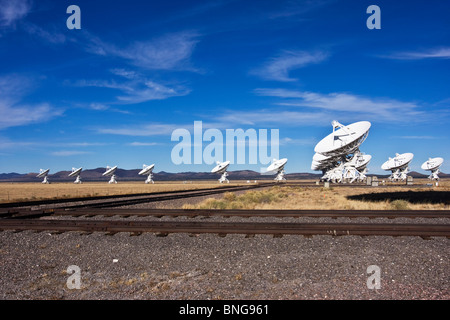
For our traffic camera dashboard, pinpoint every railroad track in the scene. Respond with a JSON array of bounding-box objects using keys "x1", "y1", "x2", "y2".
[
  {"x1": 0, "y1": 208, "x2": 449, "y2": 238},
  {"x1": 5, "y1": 208, "x2": 450, "y2": 219},
  {"x1": 0, "y1": 218, "x2": 448, "y2": 238}
]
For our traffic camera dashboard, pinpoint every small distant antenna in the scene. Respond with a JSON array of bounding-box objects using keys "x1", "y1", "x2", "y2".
[
  {"x1": 138, "y1": 164, "x2": 155, "y2": 184},
  {"x1": 36, "y1": 168, "x2": 50, "y2": 184},
  {"x1": 102, "y1": 165, "x2": 118, "y2": 184},
  {"x1": 211, "y1": 161, "x2": 230, "y2": 183},
  {"x1": 68, "y1": 167, "x2": 82, "y2": 184},
  {"x1": 381, "y1": 153, "x2": 414, "y2": 182},
  {"x1": 266, "y1": 158, "x2": 288, "y2": 182},
  {"x1": 421, "y1": 157, "x2": 444, "y2": 181}
]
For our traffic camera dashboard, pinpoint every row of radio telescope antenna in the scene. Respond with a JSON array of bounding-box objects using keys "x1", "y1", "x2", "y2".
[
  {"x1": 35, "y1": 159, "x2": 289, "y2": 184},
  {"x1": 310, "y1": 120, "x2": 444, "y2": 183},
  {"x1": 35, "y1": 120, "x2": 443, "y2": 184}
]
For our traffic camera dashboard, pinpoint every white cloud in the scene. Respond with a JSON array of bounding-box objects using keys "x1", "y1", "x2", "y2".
[
  {"x1": 74, "y1": 70, "x2": 190, "y2": 104},
  {"x1": 0, "y1": 0, "x2": 31, "y2": 28},
  {"x1": 255, "y1": 88, "x2": 425, "y2": 123},
  {"x1": 85, "y1": 31, "x2": 200, "y2": 71},
  {"x1": 0, "y1": 74, "x2": 63, "y2": 130},
  {"x1": 251, "y1": 50, "x2": 329, "y2": 82},
  {"x1": 128, "y1": 142, "x2": 160, "y2": 146},
  {"x1": 380, "y1": 47, "x2": 450, "y2": 60},
  {"x1": 97, "y1": 123, "x2": 183, "y2": 136},
  {"x1": 51, "y1": 150, "x2": 91, "y2": 157}
]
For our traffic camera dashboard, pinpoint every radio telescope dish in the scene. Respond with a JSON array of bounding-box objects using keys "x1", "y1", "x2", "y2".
[
  {"x1": 36, "y1": 168, "x2": 50, "y2": 184},
  {"x1": 381, "y1": 153, "x2": 414, "y2": 182},
  {"x1": 314, "y1": 120, "x2": 371, "y2": 157},
  {"x1": 266, "y1": 158, "x2": 288, "y2": 182},
  {"x1": 211, "y1": 161, "x2": 230, "y2": 183},
  {"x1": 68, "y1": 167, "x2": 82, "y2": 184},
  {"x1": 421, "y1": 157, "x2": 444, "y2": 181},
  {"x1": 138, "y1": 164, "x2": 155, "y2": 184},
  {"x1": 103, "y1": 165, "x2": 118, "y2": 184}
]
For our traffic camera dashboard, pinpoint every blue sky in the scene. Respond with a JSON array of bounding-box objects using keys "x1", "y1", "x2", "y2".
[{"x1": 0, "y1": 0, "x2": 449, "y2": 175}]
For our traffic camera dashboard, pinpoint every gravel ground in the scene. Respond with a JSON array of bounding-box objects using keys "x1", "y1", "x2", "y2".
[{"x1": 0, "y1": 192, "x2": 448, "y2": 300}]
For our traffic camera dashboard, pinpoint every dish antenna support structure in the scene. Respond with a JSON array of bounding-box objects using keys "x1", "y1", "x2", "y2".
[
  {"x1": 103, "y1": 165, "x2": 118, "y2": 184},
  {"x1": 381, "y1": 153, "x2": 414, "y2": 182},
  {"x1": 138, "y1": 164, "x2": 155, "y2": 184},
  {"x1": 36, "y1": 169, "x2": 50, "y2": 184},
  {"x1": 68, "y1": 167, "x2": 82, "y2": 184},
  {"x1": 211, "y1": 161, "x2": 230, "y2": 183},
  {"x1": 421, "y1": 157, "x2": 444, "y2": 181},
  {"x1": 266, "y1": 158, "x2": 288, "y2": 182}
]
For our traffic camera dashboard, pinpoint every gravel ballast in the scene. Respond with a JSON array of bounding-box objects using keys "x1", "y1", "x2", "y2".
[{"x1": 0, "y1": 224, "x2": 448, "y2": 300}]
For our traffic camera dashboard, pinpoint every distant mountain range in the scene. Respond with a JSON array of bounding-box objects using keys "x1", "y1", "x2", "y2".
[{"x1": 0, "y1": 168, "x2": 447, "y2": 182}]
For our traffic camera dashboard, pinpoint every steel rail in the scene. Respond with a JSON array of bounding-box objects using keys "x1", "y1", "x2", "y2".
[
  {"x1": 50, "y1": 208, "x2": 450, "y2": 219},
  {"x1": 0, "y1": 219, "x2": 448, "y2": 237}
]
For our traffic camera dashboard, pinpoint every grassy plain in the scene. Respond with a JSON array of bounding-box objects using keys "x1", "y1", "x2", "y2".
[
  {"x1": 183, "y1": 179, "x2": 450, "y2": 210},
  {"x1": 1, "y1": 179, "x2": 449, "y2": 210},
  {"x1": 0, "y1": 181, "x2": 245, "y2": 203}
]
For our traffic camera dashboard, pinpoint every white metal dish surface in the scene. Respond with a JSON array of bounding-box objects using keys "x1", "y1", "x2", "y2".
[
  {"x1": 211, "y1": 161, "x2": 230, "y2": 174},
  {"x1": 381, "y1": 153, "x2": 414, "y2": 171},
  {"x1": 314, "y1": 121, "x2": 371, "y2": 156},
  {"x1": 36, "y1": 169, "x2": 50, "y2": 178},
  {"x1": 421, "y1": 157, "x2": 444, "y2": 171},
  {"x1": 267, "y1": 158, "x2": 288, "y2": 172},
  {"x1": 103, "y1": 165, "x2": 118, "y2": 176},
  {"x1": 139, "y1": 164, "x2": 155, "y2": 175},
  {"x1": 68, "y1": 167, "x2": 82, "y2": 177}
]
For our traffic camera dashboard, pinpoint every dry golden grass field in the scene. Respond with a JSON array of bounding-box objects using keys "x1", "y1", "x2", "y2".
[
  {"x1": 0, "y1": 179, "x2": 449, "y2": 210},
  {"x1": 0, "y1": 181, "x2": 243, "y2": 203},
  {"x1": 183, "y1": 179, "x2": 450, "y2": 211}
]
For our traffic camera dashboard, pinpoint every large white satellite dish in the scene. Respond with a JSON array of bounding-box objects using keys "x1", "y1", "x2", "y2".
[
  {"x1": 266, "y1": 158, "x2": 288, "y2": 182},
  {"x1": 138, "y1": 164, "x2": 155, "y2": 184},
  {"x1": 68, "y1": 167, "x2": 82, "y2": 184},
  {"x1": 381, "y1": 153, "x2": 414, "y2": 182},
  {"x1": 36, "y1": 168, "x2": 50, "y2": 184},
  {"x1": 103, "y1": 165, "x2": 118, "y2": 184},
  {"x1": 211, "y1": 160, "x2": 230, "y2": 183},
  {"x1": 311, "y1": 120, "x2": 372, "y2": 184},
  {"x1": 314, "y1": 120, "x2": 371, "y2": 157},
  {"x1": 421, "y1": 157, "x2": 444, "y2": 181}
]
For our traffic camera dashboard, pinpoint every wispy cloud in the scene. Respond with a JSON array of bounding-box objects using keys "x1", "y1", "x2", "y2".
[
  {"x1": 97, "y1": 122, "x2": 183, "y2": 136},
  {"x1": 255, "y1": 88, "x2": 425, "y2": 123},
  {"x1": 51, "y1": 150, "x2": 92, "y2": 157},
  {"x1": 0, "y1": 0, "x2": 31, "y2": 28},
  {"x1": 395, "y1": 135, "x2": 439, "y2": 140},
  {"x1": 85, "y1": 31, "x2": 200, "y2": 71},
  {"x1": 128, "y1": 142, "x2": 160, "y2": 146},
  {"x1": 251, "y1": 50, "x2": 329, "y2": 82},
  {"x1": 0, "y1": 74, "x2": 63, "y2": 130},
  {"x1": 379, "y1": 47, "x2": 450, "y2": 60}
]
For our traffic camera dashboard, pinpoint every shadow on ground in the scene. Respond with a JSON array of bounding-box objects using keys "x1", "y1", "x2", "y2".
[{"x1": 347, "y1": 191, "x2": 450, "y2": 204}]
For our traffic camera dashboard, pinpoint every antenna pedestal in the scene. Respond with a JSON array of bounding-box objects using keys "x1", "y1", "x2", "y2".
[
  {"x1": 74, "y1": 176, "x2": 82, "y2": 184},
  {"x1": 42, "y1": 176, "x2": 49, "y2": 184},
  {"x1": 274, "y1": 170, "x2": 286, "y2": 182},
  {"x1": 389, "y1": 167, "x2": 410, "y2": 182},
  {"x1": 429, "y1": 169, "x2": 440, "y2": 181},
  {"x1": 342, "y1": 166, "x2": 359, "y2": 183},
  {"x1": 145, "y1": 173, "x2": 154, "y2": 184},
  {"x1": 108, "y1": 175, "x2": 117, "y2": 184},
  {"x1": 219, "y1": 172, "x2": 229, "y2": 183}
]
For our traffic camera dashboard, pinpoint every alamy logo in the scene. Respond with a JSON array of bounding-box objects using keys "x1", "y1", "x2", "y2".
[
  {"x1": 366, "y1": 265, "x2": 381, "y2": 290},
  {"x1": 171, "y1": 121, "x2": 279, "y2": 169}
]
